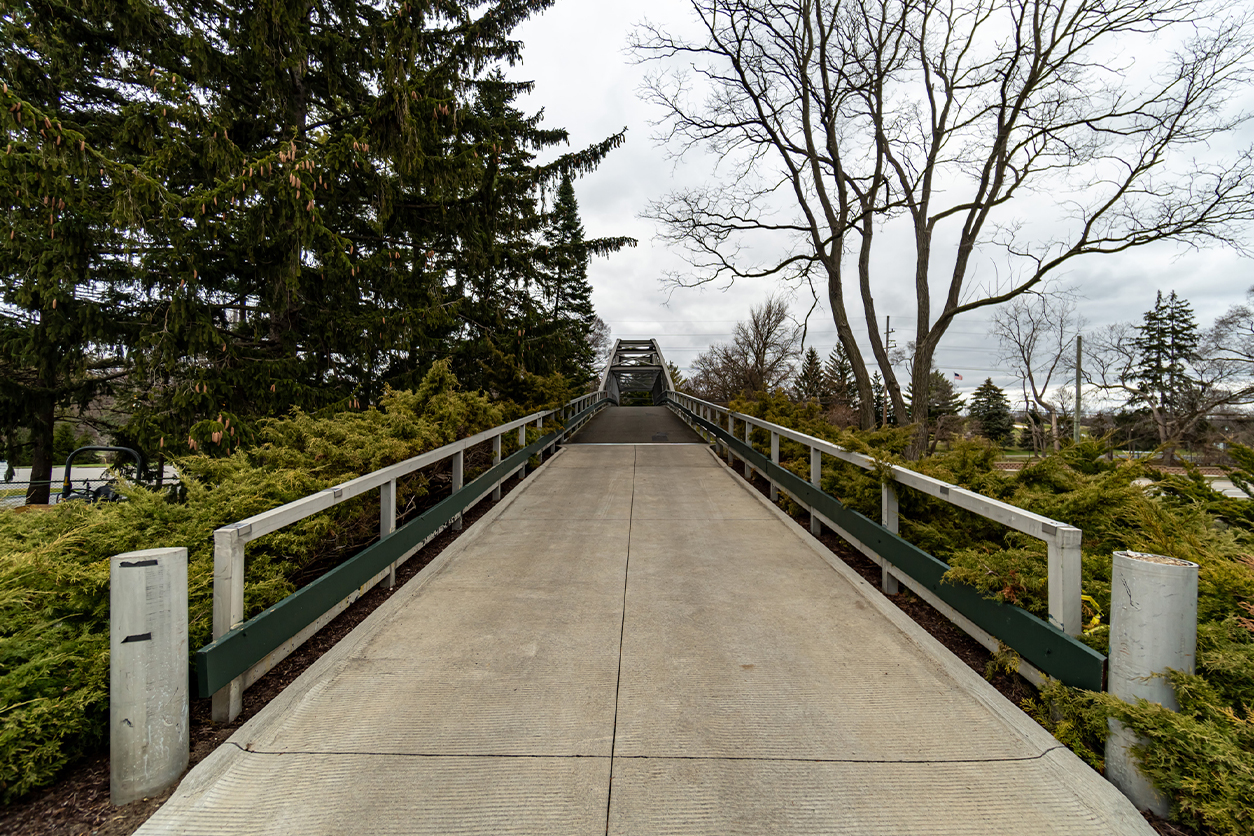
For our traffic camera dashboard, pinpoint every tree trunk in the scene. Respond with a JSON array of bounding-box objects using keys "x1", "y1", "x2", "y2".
[
  {"x1": 827, "y1": 264, "x2": 877, "y2": 430},
  {"x1": 1151, "y1": 407, "x2": 1174, "y2": 464},
  {"x1": 904, "y1": 340, "x2": 938, "y2": 460},
  {"x1": 25, "y1": 398, "x2": 54, "y2": 505},
  {"x1": 1050, "y1": 410, "x2": 1060, "y2": 452}
]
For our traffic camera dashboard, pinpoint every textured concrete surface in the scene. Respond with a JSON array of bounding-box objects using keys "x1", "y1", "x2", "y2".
[
  {"x1": 137, "y1": 444, "x2": 1152, "y2": 835},
  {"x1": 567, "y1": 405, "x2": 704, "y2": 444}
]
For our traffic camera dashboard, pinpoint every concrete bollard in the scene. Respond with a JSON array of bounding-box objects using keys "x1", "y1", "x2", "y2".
[
  {"x1": 1105, "y1": 550, "x2": 1198, "y2": 817},
  {"x1": 111, "y1": 547, "x2": 189, "y2": 806}
]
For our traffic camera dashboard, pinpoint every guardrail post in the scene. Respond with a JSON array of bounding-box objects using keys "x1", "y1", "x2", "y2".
[
  {"x1": 452, "y1": 449, "x2": 464, "y2": 531},
  {"x1": 1047, "y1": 527, "x2": 1083, "y2": 636},
  {"x1": 810, "y1": 447, "x2": 822, "y2": 535},
  {"x1": 881, "y1": 483, "x2": 900, "y2": 594},
  {"x1": 211, "y1": 525, "x2": 246, "y2": 722},
  {"x1": 518, "y1": 425, "x2": 527, "y2": 478},
  {"x1": 769, "y1": 431, "x2": 780, "y2": 501},
  {"x1": 382, "y1": 478, "x2": 397, "y2": 587},
  {"x1": 110, "y1": 547, "x2": 188, "y2": 806},
  {"x1": 492, "y1": 434, "x2": 502, "y2": 501},
  {"x1": 1105, "y1": 551, "x2": 1198, "y2": 816}
]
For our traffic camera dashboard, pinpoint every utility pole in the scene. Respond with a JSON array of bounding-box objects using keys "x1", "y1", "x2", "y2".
[{"x1": 1073, "y1": 335, "x2": 1083, "y2": 444}]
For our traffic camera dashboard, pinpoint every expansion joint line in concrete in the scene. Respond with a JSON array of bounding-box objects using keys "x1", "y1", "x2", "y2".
[
  {"x1": 222, "y1": 741, "x2": 1067, "y2": 766},
  {"x1": 604, "y1": 445, "x2": 635, "y2": 836}
]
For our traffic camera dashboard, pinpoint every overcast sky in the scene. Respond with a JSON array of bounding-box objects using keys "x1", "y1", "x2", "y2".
[{"x1": 510, "y1": 0, "x2": 1254, "y2": 405}]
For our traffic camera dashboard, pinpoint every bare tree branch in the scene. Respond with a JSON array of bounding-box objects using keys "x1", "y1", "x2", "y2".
[{"x1": 635, "y1": 0, "x2": 1254, "y2": 457}]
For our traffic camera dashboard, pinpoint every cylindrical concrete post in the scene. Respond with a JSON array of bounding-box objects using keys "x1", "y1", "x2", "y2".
[
  {"x1": 111, "y1": 547, "x2": 189, "y2": 806},
  {"x1": 1105, "y1": 550, "x2": 1198, "y2": 817}
]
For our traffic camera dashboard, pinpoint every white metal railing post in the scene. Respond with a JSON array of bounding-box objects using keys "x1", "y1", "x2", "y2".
[
  {"x1": 810, "y1": 447, "x2": 822, "y2": 535},
  {"x1": 770, "y1": 431, "x2": 780, "y2": 501},
  {"x1": 743, "y1": 418, "x2": 752, "y2": 478},
  {"x1": 452, "y1": 450, "x2": 464, "y2": 531},
  {"x1": 1048, "y1": 527, "x2": 1083, "y2": 635},
  {"x1": 211, "y1": 525, "x2": 246, "y2": 722},
  {"x1": 382, "y1": 478, "x2": 397, "y2": 587},
  {"x1": 518, "y1": 424, "x2": 527, "y2": 478},
  {"x1": 492, "y1": 434, "x2": 502, "y2": 501},
  {"x1": 881, "y1": 483, "x2": 900, "y2": 594},
  {"x1": 110, "y1": 547, "x2": 188, "y2": 805}
]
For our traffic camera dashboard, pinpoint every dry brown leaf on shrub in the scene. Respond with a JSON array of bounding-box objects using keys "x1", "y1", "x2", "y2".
[{"x1": 1237, "y1": 601, "x2": 1254, "y2": 637}]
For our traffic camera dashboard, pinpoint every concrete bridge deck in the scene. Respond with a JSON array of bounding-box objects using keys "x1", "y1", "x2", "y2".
[{"x1": 137, "y1": 444, "x2": 1150, "y2": 835}]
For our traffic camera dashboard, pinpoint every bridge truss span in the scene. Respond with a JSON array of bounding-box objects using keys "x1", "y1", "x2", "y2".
[{"x1": 598, "y1": 339, "x2": 675, "y2": 406}]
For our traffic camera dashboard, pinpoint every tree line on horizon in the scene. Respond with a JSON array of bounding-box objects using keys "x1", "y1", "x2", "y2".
[
  {"x1": 0, "y1": 0, "x2": 631, "y2": 503},
  {"x1": 678, "y1": 292, "x2": 1254, "y2": 460}
]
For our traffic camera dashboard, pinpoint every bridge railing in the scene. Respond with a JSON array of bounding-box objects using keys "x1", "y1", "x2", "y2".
[
  {"x1": 666, "y1": 391, "x2": 1095, "y2": 689},
  {"x1": 201, "y1": 391, "x2": 609, "y2": 722}
]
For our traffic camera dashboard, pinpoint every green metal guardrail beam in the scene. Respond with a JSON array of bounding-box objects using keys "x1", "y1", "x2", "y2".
[
  {"x1": 190, "y1": 401, "x2": 603, "y2": 698},
  {"x1": 669, "y1": 398, "x2": 1107, "y2": 692}
]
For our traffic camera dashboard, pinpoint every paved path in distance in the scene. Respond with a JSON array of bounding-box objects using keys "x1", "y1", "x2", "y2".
[{"x1": 138, "y1": 444, "x2": 1151, "y2": 835}]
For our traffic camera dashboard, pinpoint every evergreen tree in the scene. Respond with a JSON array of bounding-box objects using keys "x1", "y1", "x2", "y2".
[
  {"x1": 794, "y1": 347, "x2": 826, "y2": 402},
  {"x1": 1019, "y1": 409, "x2": 1044, "y2": 451},
  {"x1": 968, "y1": 378, "x2": 1014, "y2": 444},
  {"x1": 907, "y1": 370, "x2": 964, "y2": 422},
  {"x1": 538, "y1": 172, "x2": 597, "y2": 381},
  {"x1": 1131, "y1": 290, "x2": 1199, "y2": 414},
  {"x1": 0, "y1": 1, "x2": 151, "y2": 501},
  {"x1": 907, "y1": 370, "x2": 964, "y2": 454},
  {"x1": 825, "y1": 342, "x2": 859, "y2": 409},
  {"x1": 2, "y1": 0, "x2": 634, "y2": 492},
  {"x1": 871, "y1": 371, "x2": 891, "y2": 426},
  {"x1": 666, "y1": 361, "x2": 687, "y2": 393}
]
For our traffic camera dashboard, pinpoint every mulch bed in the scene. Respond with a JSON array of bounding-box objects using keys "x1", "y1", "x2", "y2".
[{"x1": 1, "y1": 446, "x2": 1201, "y2": 836}]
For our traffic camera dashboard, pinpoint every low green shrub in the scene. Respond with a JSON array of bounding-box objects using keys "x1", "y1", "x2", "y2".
[{"x1": 0, "y1": 361, "x2": 564, "y2": 802}]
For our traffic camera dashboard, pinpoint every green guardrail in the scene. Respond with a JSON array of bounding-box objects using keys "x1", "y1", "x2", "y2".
[
  {"x1": 192, "y1": 400, "x2": 605, "y2": 698},
  {"x1": 670, "y1": 398, "x2": 1106, "y2": 692}
]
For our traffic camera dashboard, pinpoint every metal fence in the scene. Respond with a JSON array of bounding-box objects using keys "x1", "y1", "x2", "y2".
[{"x1": 1, "y1": 471, "x2": 183, "y2": 509}]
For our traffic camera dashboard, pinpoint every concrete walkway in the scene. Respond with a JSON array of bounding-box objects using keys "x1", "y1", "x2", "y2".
[
  {"x1": 566, "y1": 404, "x2": 705, "y2": 444},
  {"x1": 138, "y1": 445, "x2": 1151, "y2": 835}
]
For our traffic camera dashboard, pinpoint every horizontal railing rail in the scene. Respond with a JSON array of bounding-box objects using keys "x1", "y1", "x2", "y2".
[
  {"x1": 206, "y1": 391, "x2": 608, "y2": 721},
  {"x1": 667, "y1": 393, "x2": 1097, "y2": 689}
]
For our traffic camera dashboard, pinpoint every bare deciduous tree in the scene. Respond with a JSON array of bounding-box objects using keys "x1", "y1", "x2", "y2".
[
  {"x1": 993, "y1": 291, "x2": 1085, "y2": 453},
  {"x1": 635, "y1": 0, "x2": 1254, "y2": 458},
  {"x1": 1210, "y1": 287, "x2": 1254, "y2": 367},
  {"x1": 1087, "y1": 317, "x2": 1254, "y2": 458},
  {"x1": 689, "y1": 295, "x2": 802, "y2": 400},
  {"x1": 587, "y1": 315, "x2": 614, "y2": 370}
]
